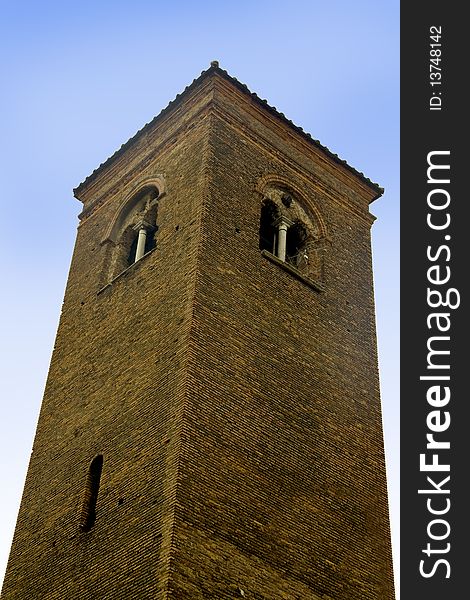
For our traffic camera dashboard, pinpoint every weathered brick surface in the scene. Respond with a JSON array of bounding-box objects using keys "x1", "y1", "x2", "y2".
[{"x1": 2, "y1": 67, "x2": 394, "y2": 599}]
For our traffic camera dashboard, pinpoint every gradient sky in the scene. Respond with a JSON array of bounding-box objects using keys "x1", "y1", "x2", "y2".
[{"x1": 0, "y1": 0, "x2": 399, "y2": 594}]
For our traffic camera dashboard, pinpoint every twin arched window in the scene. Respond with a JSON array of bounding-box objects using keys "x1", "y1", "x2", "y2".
[
  {"x1": 258, "y1": 186, "x2": 325, "y2": 283},
  {"x1": 259, "y1": 199, "x2": 309, "y2": 267},
  {"x1": 103, "y1": 184, "x2": 161, "y2": 282}
]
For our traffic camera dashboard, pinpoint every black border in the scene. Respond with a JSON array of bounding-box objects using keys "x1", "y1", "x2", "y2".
[{"x1": 401, "y1": 4, "x2": 467, "y2": 598}]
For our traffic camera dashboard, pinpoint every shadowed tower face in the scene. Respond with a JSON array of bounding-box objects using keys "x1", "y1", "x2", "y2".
[{"x1": 1, "y1": 63, "x2": 395, "y2": 600}]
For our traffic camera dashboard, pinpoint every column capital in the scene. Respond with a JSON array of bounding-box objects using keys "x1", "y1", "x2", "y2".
[
  {"x1": 132, "y1": 219, "x2": 152, "y2": 232},
  {"x1": 274, "y1": 216, "x2": 294, "y2": 230}
]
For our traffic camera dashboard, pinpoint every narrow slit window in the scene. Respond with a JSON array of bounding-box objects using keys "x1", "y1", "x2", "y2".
[{"x1": 79, "y1": 454, "x2": 103, "y2": 532}]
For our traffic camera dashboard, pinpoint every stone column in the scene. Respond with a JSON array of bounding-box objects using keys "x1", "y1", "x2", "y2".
[
  {"x1": 275, "y1": 216, "x2": 293, "y2": 262},
  {"x1": 132, "y1": 219, "x2": 152, "y2": 263}
]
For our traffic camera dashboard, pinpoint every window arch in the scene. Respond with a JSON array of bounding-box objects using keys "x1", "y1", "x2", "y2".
[
  {"x1": 79, "y1": 454, "x2": 103, "y2": 532},
  {"x1": 102, "y1": 182, "x2": 162, "y2": 281}
]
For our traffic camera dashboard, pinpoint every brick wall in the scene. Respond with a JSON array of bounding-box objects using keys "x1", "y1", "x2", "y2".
[{"x1": 168, "y1": 91, "x2": 394, "y2": 598}]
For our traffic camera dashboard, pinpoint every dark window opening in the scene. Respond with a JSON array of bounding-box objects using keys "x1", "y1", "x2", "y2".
[
  {"x1": 281, "y1": 193, "x2": 293, "y2": 208},
  {"x1": 79, "y1": 454, "x2": 103, "y2": 532},
  {"x1": 126, "y1": 227, "x2": 157, "y2": 267},
  {"x1": 286, "y1": 222, "x2": 308, "y2": 267},
  {"x1": 259, "y1": 200, "x2": 278, "y2": 253},
  {"x1": 127, "y1": 235, "x2": 139, "y2": 266},
  {"x1": 144, "y1": 228, "x2": 157, "y2": 254}
]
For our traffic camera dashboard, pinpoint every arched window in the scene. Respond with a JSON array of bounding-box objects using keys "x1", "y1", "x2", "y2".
[
  {"x1": 79, "y1": 454, "x2": 103, "y2": 532},
  {"x1": 103, "y1": 184, "x2": 161, "y2": 280},
  {"x1": 257, "y1": 180, "x2": 328, "y2": 285}
]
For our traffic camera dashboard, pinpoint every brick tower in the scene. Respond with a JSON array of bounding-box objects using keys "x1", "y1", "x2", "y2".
[{"x1": 1, "y1": 63, "x2": 395, "y2": 599}]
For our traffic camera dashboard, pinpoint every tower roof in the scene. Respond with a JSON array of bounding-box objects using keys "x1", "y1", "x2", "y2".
[{"x1": 74, "y1": 62, "x2": 383, "y2": 200}]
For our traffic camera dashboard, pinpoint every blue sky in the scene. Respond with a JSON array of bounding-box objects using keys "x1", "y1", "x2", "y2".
[{"x1": 0, "y1": 0, "x2": 399, "y2": 594}]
